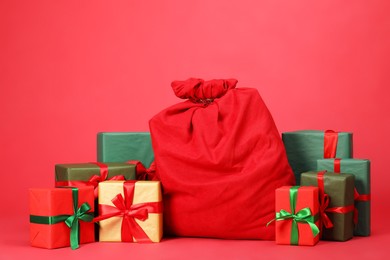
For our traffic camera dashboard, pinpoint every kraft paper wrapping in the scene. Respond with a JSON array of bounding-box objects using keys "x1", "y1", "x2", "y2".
[
  {"x1": 98, "y1": 181, "x2": 162, "y2": 242},
  {"x1": 282, "y1": 130, "x2": 353, "y2": 184}
]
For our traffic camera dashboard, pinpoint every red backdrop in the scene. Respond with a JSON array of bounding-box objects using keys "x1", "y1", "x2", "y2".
[{"x1": 1, "y1": 0, "x2": 389, "y2": 258}]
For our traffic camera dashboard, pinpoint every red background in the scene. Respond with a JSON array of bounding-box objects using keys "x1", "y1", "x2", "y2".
[{"x1": 1, "y1": 0, "x2": 389, "y2": 258}]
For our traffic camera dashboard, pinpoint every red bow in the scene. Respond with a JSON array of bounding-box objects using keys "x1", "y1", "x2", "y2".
[
  {"x1": 317, "y1": 171, "x2": 333, "y2": 230},
  {"x1": 317, "y1": 170, "x2": 356, "y2": 233},
  {"x1": 127, "y1": 160, "x2": 158, "y2": 181}
]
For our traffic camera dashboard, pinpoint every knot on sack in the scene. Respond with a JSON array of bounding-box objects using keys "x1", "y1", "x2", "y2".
[{"x1": 172, "y1": 78, "x2": 238, "y2": 101}]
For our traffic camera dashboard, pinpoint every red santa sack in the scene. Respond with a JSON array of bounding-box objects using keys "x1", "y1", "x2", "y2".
[{"x1": 149, "y1": 78, "x2": 295, "y2": 239}]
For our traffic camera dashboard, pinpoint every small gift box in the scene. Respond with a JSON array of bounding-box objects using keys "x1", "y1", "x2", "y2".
[
  {"x1": 29, "y1": 186, "x2": 94, "y2": 249},
  {"x1": 97, "y1": 132, "x2": 154, "y2": 168},
  {"x1": 282, "y1": 130, "x2": 352, "y2": 184},
  {"x1": 95, "y1": 180, "x2": 163, "y2": 242},
  {"x1": 317, "y1": 158, "x2": 371, "y2": 236},
  {"x1": 272, "y1": 186, "x2": 320, "y2": 246},
  {"x1": 55, "y1": 162, "x2": 136, "y2": 197},
  {"x1": 300, "y1": 171, "x2": 355, "y2": 241}
]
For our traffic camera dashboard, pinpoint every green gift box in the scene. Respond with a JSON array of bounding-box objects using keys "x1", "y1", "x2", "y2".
[
  {"x1": 282, "y1": 130, "x2": 353, "y2": 184},
  {"x1": 317, "y1": 158, "x2": 371, "y2": 236},
  {"x1": 300, "y1": 171, "x2": 355, "y2": 241},
  {"x1": 97, "y1": 132, "x2": 154, "y2": 167}
]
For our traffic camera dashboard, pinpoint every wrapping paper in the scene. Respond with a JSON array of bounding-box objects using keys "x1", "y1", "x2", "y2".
[
  {"x1": 97, "y1": 180, "x2": 162, "y2": 242},
  {"x1": 97, "y1": 132, "x2": 154, "y2": 168},
  {"x1": 317, "y1": 158, "x2": 371, "y2": 236},
  {"x1": 29, "y1": 186, "x2": 94, "y2": 249},
  {"x1": 282, "y1": 130, "x2": 352, "y2": 184},
  {"x1": 275, "y1": 186, "x2": 320, "y2": 246},
  {"x1": 300, "y1": 171, "x2": 355, "y2": 241}
]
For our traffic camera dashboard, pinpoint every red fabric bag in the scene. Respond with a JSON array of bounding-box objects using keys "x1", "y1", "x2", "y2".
[{"x1": 149, "y1": 78, "x2": 295, "y2": 239}]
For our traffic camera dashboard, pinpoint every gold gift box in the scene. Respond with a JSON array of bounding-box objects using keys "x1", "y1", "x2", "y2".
[{"x1": 98, "y1": 180, "x2": 162, "y2": 242}]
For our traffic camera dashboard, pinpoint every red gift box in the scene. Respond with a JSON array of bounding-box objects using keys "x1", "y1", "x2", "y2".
[
  {"x1": 29, "y1": 186, "x2": 95, "y2": 249},
  {"x1": 274, "y1": 186, "x2": 320, "y2": 246}
]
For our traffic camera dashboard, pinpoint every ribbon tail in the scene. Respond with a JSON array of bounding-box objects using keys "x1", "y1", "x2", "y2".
[
  {"x1": 306, "y1": 221, "x2": 320, "y2": 237},
  {"x1": 128, "y1": 217, "x2": 152, "y2": 243},
  {"x1": 290, "y1": 220, "x2": 299, "y2": 245},
  {"x1": 70, "y1": 220, "x2": 80, "y2": 250},
  {"x1": 122, "y1": 217, "x2": 134, "y2": 242}
]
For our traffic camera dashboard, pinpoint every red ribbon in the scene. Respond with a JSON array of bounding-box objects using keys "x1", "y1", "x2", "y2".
[
  {"x1": 317, "y1": 171, "x2": 356, "y2": 231},
  {"x1": 332, "y1": 159, "x2": 371, "y2": 224},
  {"x1": 356, "y1": 194, "x2": 371, "y2": 201},
  {"x1": 333, "y1": 158, "x2": 341, "y2": 173},
  {"x1": 93, "y1": 181, "x2": 162, "y2": 242},
  {"x1": 324, "y1": 130, "x2": 338, "y2": 158},
  {"x1": 128, "y1": 160, "x2": 158, "y2": 181},
  {"x1": 55, "y1": 162, "x2": 126, "y2": 198},
  {"x1": 317, "y1": 171, "x2": 334, "y2": 230},
  {"x1": 332, "y1": 159, "x2": 371, "y2": 203}
]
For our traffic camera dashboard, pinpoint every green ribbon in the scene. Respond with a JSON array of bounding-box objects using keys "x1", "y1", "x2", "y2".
[
  {"x1": 30, "y1": 187, "x2": 93, "y2": 250},
  {"x1": 268, "y1": 186, "x2": 320, "y2": 245}
]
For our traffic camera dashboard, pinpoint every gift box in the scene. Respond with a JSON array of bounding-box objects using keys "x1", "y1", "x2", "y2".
[
  {"x1": 300, "y1": 171, "x2": 355, "y2": 241},
  {"x1": 55, "y1": 162, "x2": 136, "y2": 196},
  {"x1": 95, "y1": 180, "x2": 163, "y2": 242},
  {"x1": 273, "y1": 186, "x2": 320, "y2": 246},
  {"x1": 317, "y1": 158, "x2": 371, "y2": 236},
  {"x1": 97, "y1": 132, "x2": 154, "y2": 168},
  {"x1": 29, "y1": 186, "x2": 94, "y2": 249},
  {"x1": 282, "y1": 130, "x2": 353, "y2": 184}
]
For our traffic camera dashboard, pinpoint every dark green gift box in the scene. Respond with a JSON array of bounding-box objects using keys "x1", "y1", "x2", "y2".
[
  {"x1": 300, "y1": 171, "x2": 355, "y2": 241},
  {"x1": 55, "y1": 162, "x2": 136, "y2": 185},
  {"x1": 282, "y1": 130, "x2": 353, "y2": 184},
  {"x1": 317, "y1": 158, "x2": 371, "y2": 236},
  {"x1": 97, "y1": 132, "x2": 154, "y2": 168}
]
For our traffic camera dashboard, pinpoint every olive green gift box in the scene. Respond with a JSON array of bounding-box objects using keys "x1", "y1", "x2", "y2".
[
  {"x1": 282, "y1": 130, "x2": 353, "y2": 184},
  {"x1": 55, "y1": 163, "x2": 136, "y2": 184},
  {"x1": 97, "y1": 132, "x2": 154, "y2": 168},
  {"x1": 317, "y1": 159, "x2": 371, "y2": 236},
  {"x1": 300, "y1": 171, "x2": 355, "y2": 241}
]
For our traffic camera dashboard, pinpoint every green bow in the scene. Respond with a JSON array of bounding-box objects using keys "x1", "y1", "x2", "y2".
[
  {"x1": 30, "y1": 187, "x2": 93, "y2": 250},
  {"x1": 268, "y1": 186, "x2": 320, "y2": 245}
]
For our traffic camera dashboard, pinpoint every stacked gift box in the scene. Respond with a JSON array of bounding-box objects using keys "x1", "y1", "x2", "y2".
[
  {"x1": 273, "y1": 129, "x2": 371, "y2": 246},
  {"x1": 29, "y1": 132, "x2": 162, "y2": 249},
  {"x1": 29, "y1": 129, "x2": 371, "y2": 249}
]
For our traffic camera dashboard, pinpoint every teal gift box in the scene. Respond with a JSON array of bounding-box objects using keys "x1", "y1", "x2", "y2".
[
  {"x1": 317, "y1": 158, "x2": 371, "y2": 236},
  {"x1": 97, "y1": 132, "x2": 154, "y2": 167},
  {"x1": 282, "y1": 130, "x2": 353, "y2": 184}
]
